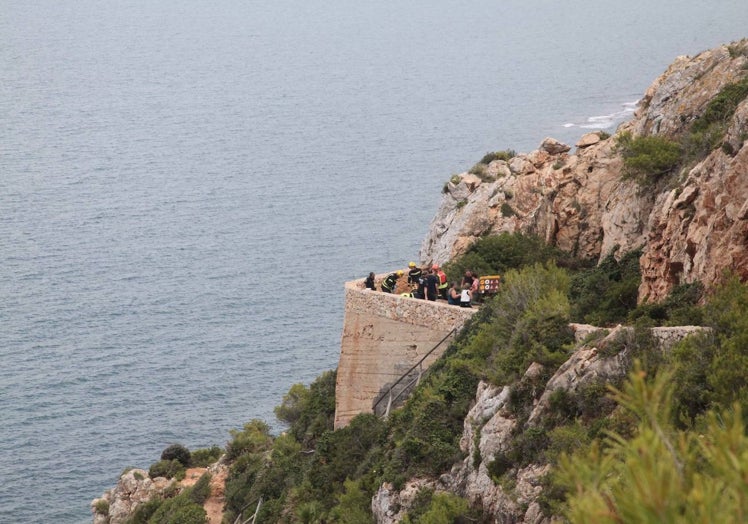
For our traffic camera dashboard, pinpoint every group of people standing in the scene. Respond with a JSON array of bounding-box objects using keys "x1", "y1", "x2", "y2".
[{"x1": 365, "y1": 264, "x2": 479, "y2": 308}]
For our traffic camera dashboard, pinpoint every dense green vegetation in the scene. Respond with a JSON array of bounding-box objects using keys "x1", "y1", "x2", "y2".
[
  {"x1": 616, "y1": 131, "x2": 683, "y2": 183},
  {"x1": 212, "y1": 232, "x2": 724, "y2": 523},
  {"x1": 131, "y1": 229, "x2": 743, "y2": 524}
]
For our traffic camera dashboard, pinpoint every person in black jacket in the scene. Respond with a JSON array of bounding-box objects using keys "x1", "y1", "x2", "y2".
[
  {"x1": 381, "y1": 270, "x2": 403, "y2": 293},
  {"x1": 364, "y1": 272, "x2": 376, "y2": 290},
  {"x1": 424, "y1": 268, "x2": 440, "y2": 301},
  {"x1": 407, "y1": 262, "x2": 422, "y2": 286}
]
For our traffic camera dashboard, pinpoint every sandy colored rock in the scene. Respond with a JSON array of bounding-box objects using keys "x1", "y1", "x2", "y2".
[{"x1": 421, "y1": 42, "x2": 748, "y2": 303}]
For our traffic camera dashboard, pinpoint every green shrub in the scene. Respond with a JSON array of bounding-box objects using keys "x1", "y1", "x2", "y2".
[
  {"x1": 125, "y1": 498, "x2": 162, "y2": 524},
  {"x1": 667, "y1": 276, "x2": 748, "y2": 427},
  {"x1": 479, "y1": 150, "x2": 515, "y2": 164},
  {"x1": 545, "y1": 422, "x2": 591, "y2": 464},
  {"x1": 616, "y1": 131, "x2": 682, "y2": 183},
  {"x1": 283, "y1": 370, "x2": 337, "y2": 448},
  {"x1": 148, "y1": 494, "x2": 207, "y2": 524},
  {"x1": 188, "y1": 472, "x2": 212, "y2": 505},
  {"x1": 190, "y1": 446, "x2": 222, "y2": 467},
  {"x1": 727, "y1": 39, "x2": 748, "y2": 58},
  {"x1": 500, "y1": 202, "x2": 516, "y2": 217},
  {"x1": 570, "y1": 250, "x2": 641, "y2": 325},
  {"x1": 403, "y1": 492, "x2": 475, "y2": 524},
  {"x1": 691, "y1": 77, "x2": 748, "y2": 134},
  {"x1": 225, "y1": 419, "x2": 273, "y2": 461},
  {"x1": 275, "y1": 383, "x2": 310, "y2": 427},
  {"x1": 558, "y1": 366, "x2": 748, "y2": 524},
  {"x1": 161, "y1": 444, "x2": 191, "y2": 467},
  {"x1": 93, "y1": 499, "x2": 109, "y2": 516},
  {"x1": 149, "y1": 459, "x2": 185, "y2": 480},
  {"x1": 328, "y1": 479, "x2": 375, "y2": 524},
  {"x1": 443, "y1": 232, "x2": 574, "y2": 286}
]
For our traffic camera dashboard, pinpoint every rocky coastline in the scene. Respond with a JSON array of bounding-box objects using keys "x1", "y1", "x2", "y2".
[{"x1": 93, "y1": 40, "x2": 748, "y2": 523}]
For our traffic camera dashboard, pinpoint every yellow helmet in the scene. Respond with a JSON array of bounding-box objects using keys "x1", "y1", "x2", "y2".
[
  {"x1": 397, "y1": 270, "x2": 404, "y2": 276},
  {"x1": 408, "y1": 261, "x2": 416, "y2": 268}
]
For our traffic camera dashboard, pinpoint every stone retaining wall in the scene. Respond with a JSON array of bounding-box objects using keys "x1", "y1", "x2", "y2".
[{"x1": 334, "y1": 277, "x2": 476, "y2": 429}]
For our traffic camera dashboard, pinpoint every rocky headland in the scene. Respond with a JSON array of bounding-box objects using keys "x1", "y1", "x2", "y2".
[
  {"x1": 93, "y1": 40, "x2": 748, "y2": 523},
  {"x1": 421, "y1": 42, "x2": 748, "y2": 304}
]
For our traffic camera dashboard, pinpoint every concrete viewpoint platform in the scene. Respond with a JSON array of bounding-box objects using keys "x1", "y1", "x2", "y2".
[{"x1": 334, "y1": 277, "x2": 476, "y2": 429}]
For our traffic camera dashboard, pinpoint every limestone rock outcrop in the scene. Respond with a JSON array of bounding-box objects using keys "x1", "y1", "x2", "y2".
[
  {"x1": 420, "y1": 41, "x2": 748, "y2": 303},
  {"x1": 92, "y1": 469, "x2": 173, "y2": 524}
]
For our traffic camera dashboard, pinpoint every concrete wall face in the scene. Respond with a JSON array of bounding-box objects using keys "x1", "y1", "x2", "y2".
[{"x1": 335, "y1": 280, "x2": 475, "y2": 429}]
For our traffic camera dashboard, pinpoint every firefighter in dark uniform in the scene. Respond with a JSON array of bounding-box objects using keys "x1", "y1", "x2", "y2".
[
  {"x1": 381, "y1": 270, "x2": 403, "y2": 293},
  {"x1": 407, "y1": 262, "x2": 422, "y2": 287}
]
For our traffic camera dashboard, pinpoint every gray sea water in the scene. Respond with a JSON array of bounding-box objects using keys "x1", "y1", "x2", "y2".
[{"x1": 2, "y1": 1, "x2": 747, "y2": 521}]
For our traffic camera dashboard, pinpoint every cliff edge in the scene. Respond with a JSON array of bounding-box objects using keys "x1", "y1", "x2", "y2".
[{"x1": 420, "y1": 42, "x2": 748, "y2": 303}]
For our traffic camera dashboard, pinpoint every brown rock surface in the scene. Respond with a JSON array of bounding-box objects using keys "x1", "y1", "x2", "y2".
[{"x1": 420, "y1": 42, "x2": 748, "y2": 303}]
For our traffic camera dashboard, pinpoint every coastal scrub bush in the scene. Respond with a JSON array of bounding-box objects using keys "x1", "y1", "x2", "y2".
[
  {"x1": 328, "y1": 479, "x2": 375, "y2": 524},
  {"x1": 569, "y1": 250, "x2": 641, "y2": 325},
  {"x1": 691, "y1": 77, "x2": 748, "y2": 134},
  {"x1": 225, "y1": 419, "x2": 273, "y2": 461},
  {"x1": 148, "y1": 459, "x2": 185, "y2": 480},
  {"x1": 161, "y1": 444, "x2": 191, "y2": 467},
  {"x1": 443, "y1": 232, "x2": 573, "y2": 286},
  {"x1": 480, "y1": 150, "x2": 516, "y2": 164},
  {"x1": 125, "y1": 498, "x2": 162, "y2": 524},
  {"x1": 148, "y1": 493, "x2": 207, "y2": 524},
  {"x1": 628, "y1": 281, "x2": 704, "y2": 326},
  {"x1": 189, "y1": 445, "x2": 222, "y2": 467},
  {"x1": 557, "y1": 365, "x2": 748, "y2": 524},
  {"x1": 280, "y1": 369, "x2": 336, "y2": 448},
  {"x1": 275, "y1": 383, "x2": 310, "y2": 427},
  {"x1": 669, "y1": 275, "x2": 748, "y2": 427},
  {"x1": 683, "y1": 76, "x2": 748, "y2": 161},
  {"x1": 468, "y1": 150, "x2": 515, "y2": 180},
  {"x1": 188, "y1": 472, "x2": 212, "y2": 505},
  {"x1": 401, "y1": 492, "x2": 479, "y2": 524},
  {"x1": 727, "y1": 39, "x2": 748, "y2": 58},
  {"x1": 615, "y1": 131, "x2": 682, "y2": 183},
  {"x1": 93, "y1": 499, "x2": 109, "y2": 516}
]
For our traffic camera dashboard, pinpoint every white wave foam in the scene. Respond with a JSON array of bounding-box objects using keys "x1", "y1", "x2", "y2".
[{"x1": 566, "y1": 100, "x2": 639, "y2": 130}]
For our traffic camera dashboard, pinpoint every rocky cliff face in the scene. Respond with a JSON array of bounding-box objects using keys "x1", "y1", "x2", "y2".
[{"x1": 420, "y1": 42, "x2": 748, "y2": 303}]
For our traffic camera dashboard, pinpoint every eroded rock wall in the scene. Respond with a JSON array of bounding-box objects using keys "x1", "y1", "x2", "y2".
[{"x1": 420, "y1": 43, "x2": 748, "y2": 303}]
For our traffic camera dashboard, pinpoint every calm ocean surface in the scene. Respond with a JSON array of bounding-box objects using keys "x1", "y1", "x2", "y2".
[{"x1": 2, "y1": 1, "x2": 746, "y2": 521}]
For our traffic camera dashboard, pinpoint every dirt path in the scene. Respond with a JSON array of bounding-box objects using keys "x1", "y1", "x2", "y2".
[{"x1": 181, "y1": 466, "x2": 228, "y2": 524}]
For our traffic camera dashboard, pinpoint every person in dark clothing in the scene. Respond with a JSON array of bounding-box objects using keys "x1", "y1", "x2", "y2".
[
  {"x1": 407, "y1": 262, "x2": 422, "y2": 286},
  {"x1": 424, "y1": 268, "x2": 440, "y2": 301},
  {"x1": 461, "y1": 270, "x2": 475, "y2": 290},
  {"x1": 381, "y1": 270, "x2": 403, "y2": 293},
  {"x1": 413, "y1": 274, "x2": 426, "y2": 299},
  {"x1": 364, "y1": 272, "x2": 376, "y2": 290},
  {"x1": 447, "y1": 282, "x2": 460, "y2": 305}
]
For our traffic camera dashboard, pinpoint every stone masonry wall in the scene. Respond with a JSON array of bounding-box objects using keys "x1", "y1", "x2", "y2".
[{"x1": 334, "y1": 277, "x2": 476, "y2": 429}]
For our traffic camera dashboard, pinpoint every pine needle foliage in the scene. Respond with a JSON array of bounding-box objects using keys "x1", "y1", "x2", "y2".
[{"x1": 558, "y1": 364, "x2": 748, "y2": 524}]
